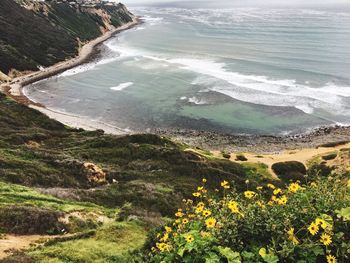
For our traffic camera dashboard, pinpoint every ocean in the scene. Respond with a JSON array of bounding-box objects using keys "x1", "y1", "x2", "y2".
[{"x1": 25, "y1": 7, "x2": 350, "y2": 135}]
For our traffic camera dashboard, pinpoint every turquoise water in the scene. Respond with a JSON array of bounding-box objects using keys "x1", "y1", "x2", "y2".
[{"x1": 25, "y1": 7, "x2": 350, "y2": 134}]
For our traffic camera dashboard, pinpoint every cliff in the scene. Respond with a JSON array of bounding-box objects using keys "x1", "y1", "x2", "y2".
[{"x1": 0, "y1": 0, "x2": 134, "y2": 77}]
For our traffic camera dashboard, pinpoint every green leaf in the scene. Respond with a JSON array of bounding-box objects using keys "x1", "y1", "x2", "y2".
[
  {"x1": 336, "y1": 207, "x2": 350, "y2": 221},
  {"x1": 263, "y1": 254, "x2": 279, "y2": 263},
  {"x1": 178, "y1": 247, "x2": 186, "y2": 257},
  {"x1": 205, "y1": 252, "x2": 221, "y2": 263},
  {"x1": 217, "y1": 246, "x2": 241, "y2": 263}
]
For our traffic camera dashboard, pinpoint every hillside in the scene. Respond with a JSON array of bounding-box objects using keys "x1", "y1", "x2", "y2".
[
  {"x1": 0, "y1": 92, "x2": 281, "y2": 260},
  {"x1": 0, "y1": 0, "x2": 134, "y2": 77}
]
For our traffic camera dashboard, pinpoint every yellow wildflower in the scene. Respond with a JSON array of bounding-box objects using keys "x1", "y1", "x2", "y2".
[
  {"x1": 156, "y1": 242, "x2": 169, "y2": 252},
  {"x1": 259, "y1": 248, "x2": 267, "y2": 258},
  {"x1": 193, "y1": 192, "x2": 201, "y2": 197},
  {"x1": 205, "y1": 217, "x2": 217, "y2": 228},
  {"x1": 197, "y1": 202, "x2": 205, "y2": 207},
  {"x1": 273, "y1": 188, "x2": 282, "y2": 195},
  {"x1": 288, "y1": 182, "x2": 300, "y2": 193},
  {"x1": 202, "y1": 210, "x2": 212, "y2": 217},
  {"x1": 165, "y1": 226, "x2": 172, "y2": 233},
  {"x1": 175, "y1": 219, "x2": 181, "y2": 224},
  {"x1": 347, "y1": 178, "x2": 350, "y2": 188},
  {"x1": 182, "y1": 218, "x2": 189, "y2": 224},
  {"x1": 185, "y1": 234, "x2": 194, "y2": 243},
  {"x1": 320, "y1": 233, "x2": 332, "y2": 246},
  {"x1": 202, "y1": 178, "x2": 207, "y2": 183},
  {"x1": 244, "y1": 191, "x2": 256, "y2": 199},
  {"x1": 256, "y1": 200, "x2": 265, "y2": 208},
  {"x1": 160, "y1": 233, "x2": 169, "y2": 242},
  {"x1": 256, "y1": 186, "x2": 263, "y2": 191},
  {"x1": 277, "y1": 195, "x2": 288, "y2": 205},
  {"x1": 188, "y1": 214, "x2": 195, "y2": 218},
  {"x1": 175, "y1": 211, "x2": 184, "y2": 217},
  {"x1": 308, "y1": 222, "x2": 319, "y2": 236},
  {"x1": 197, "y1": 186, "x2": 204, "y2": 191},
  {"x1": 196, "y1": 206, "x2": 204, "y2": 213},
  {"x1": 267, "y1": 201, "x2": 274, "y2": 206},
  {"x1": 267, "y1": 183, "x2": 275, "y2": 189},
  {"x1": 221, "y1": 180, "x2": 229, "y2": 187},
  {"x1": 287, "y1": 228, "x2": 299, "y2": 245},
  {"x1": 326, "y1": 254, "x2": 337, "y2": 263}
]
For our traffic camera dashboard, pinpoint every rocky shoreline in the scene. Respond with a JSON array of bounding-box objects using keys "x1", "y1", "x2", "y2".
[{"x1": 155, "y1": 125, "x2": 350, "y2": 153}]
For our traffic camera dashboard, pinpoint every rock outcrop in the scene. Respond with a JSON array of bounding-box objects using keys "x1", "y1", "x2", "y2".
[{"x1": 82, "y1": 162, "x2": 107, "y2": 185}]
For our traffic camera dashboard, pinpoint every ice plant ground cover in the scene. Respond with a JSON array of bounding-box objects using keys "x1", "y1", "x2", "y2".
[{"x1": 139, "y1": 173, "x2": 350, "y2": 262}]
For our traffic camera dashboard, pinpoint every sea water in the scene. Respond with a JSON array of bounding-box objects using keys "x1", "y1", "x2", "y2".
[{"x1": 25, "y1": 7, "x2": 350, "y2": 134}]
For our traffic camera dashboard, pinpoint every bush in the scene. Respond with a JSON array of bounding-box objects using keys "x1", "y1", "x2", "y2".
[
  {"x1": 322, "y1": 152, "x2": 338, "y2": 161},
  {"x1": 222, "y1": 153, "x2": 231, "y2": 159},
  {"x1": 139, "y1": 176, "x2": 350, "y2": 262},
  {"x1": 0, "y1": 206, "x2": 65, "y2": 234},
  {"x1": 272, "y1": 161, "x2": 307, "y2": 183},
  {"x1": 235, "y1": 154, "x2": 248, "y2": 162},
  {"x1": 308, "y1": 163, "x2": 333, "y2": 178}
]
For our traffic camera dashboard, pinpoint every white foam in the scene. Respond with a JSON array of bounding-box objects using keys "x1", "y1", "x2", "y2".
[
  {"x1": 110, "y1": 82, "x2": 133, "y2": 91},
  {"x1": 188, "y1": 96, "x2": 207, "y2": 105},
  {"x1": 59, "y1": 63, "x2": 97, "y2": 77},
  {"x1": 134, "y1": 54, "x2": 350, "y2": 116}
]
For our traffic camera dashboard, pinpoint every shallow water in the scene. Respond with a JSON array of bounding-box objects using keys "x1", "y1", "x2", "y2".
[{"x1": 25, "y1": 7, "x2": 350, "y2": 135}]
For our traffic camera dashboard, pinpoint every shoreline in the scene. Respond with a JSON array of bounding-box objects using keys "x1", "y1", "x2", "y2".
[
  {"x1": 0, "y1": 16, "x2": 349, "y2": 152},
  {"x1": 0, "y1": 17, "x2": 140, "y2": 105}
]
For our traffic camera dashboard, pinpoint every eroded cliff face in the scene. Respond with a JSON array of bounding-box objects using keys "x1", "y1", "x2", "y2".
[{"x1": 0, "y1": 0, "x2": 134, "y2": 77}]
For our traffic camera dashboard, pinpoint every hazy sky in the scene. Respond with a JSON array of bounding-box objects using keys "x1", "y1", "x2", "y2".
[{"x1": 120, "y1": 0, "x2": 350, "y2": 7}]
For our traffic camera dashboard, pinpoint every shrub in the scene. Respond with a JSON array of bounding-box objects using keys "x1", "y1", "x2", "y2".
[
  {"x1": 308, "y1": 163, "x2": 333, "y2": 178},
  {"x1": 0, "y1": 205, "x2": 65, "y2": 234},
  {"x1": 139, "y1": 176, "x2": 350, "y2": 262},
  {"x1": 222, "y1": 153, "x2": 231, "y2": 159},
  {"x1": 272, "y1": 161, "x2": 307, "y2": 183},
  {"x1": 322, "y1": 152, "x2": 338, "y2": 161},
  {"x1": 235, "y1": 154, "x2": 248, "y2": 162}
]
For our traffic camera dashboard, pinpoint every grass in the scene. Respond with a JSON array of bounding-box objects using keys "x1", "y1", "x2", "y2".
[
  {"x1": 241, "y1": 162, "x2": 275, "y2": 182},
  {"x1": 29, "y1": 221, "x2": 147, "y2": 263},
  {"x1": 0, "y1": 181, "x2": 115, "y2": 215}
]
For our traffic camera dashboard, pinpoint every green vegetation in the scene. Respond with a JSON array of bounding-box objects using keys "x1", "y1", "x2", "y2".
[
  {"x1": 322, "y1": 152, "x2": 338, "y2": 161},
  {"x1": 29, "y1": 221, "x2": 147, "y2": 263},
  {"x1": 140, "y1": 176, "x2": 350, "y2": 262},
  {"x1": 0, "y1": 181, "x2": 112, "y2": 213},
  {"x1": 0, "y1": 0, "x2": 133, "y2": 74},
  {"x1": 271, "y1": 161, "x2": 307, "y2": 183},
  {"x1": 235, "y1": 154, "x2": 248, "y2": 162}
]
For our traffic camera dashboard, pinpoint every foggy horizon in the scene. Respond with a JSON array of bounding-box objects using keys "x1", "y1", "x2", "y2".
[{"x1": 120, "y1": 0, "x2": 350, "y2": 8}]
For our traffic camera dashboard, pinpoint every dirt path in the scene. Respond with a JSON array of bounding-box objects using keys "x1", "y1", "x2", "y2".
[
  {"x1": 0, "y1": 234, "x2": 54, "y2": 259},
  {"x1": 212, "y1": 142, "x2": 350, "y2": 177}
]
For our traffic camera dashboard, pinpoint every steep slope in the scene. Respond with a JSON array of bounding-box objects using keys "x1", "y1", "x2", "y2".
[
  {"x1": 0, "y1": 0, "x2": 134, "y2": 76},
  {"x1": 0, "y1": 93, "x2": 275, "y2": 219}
]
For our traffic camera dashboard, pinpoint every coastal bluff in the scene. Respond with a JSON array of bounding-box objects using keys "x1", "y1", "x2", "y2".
[{"x1": 0, "y1": 0, "x2": 134, "y2": 79}]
